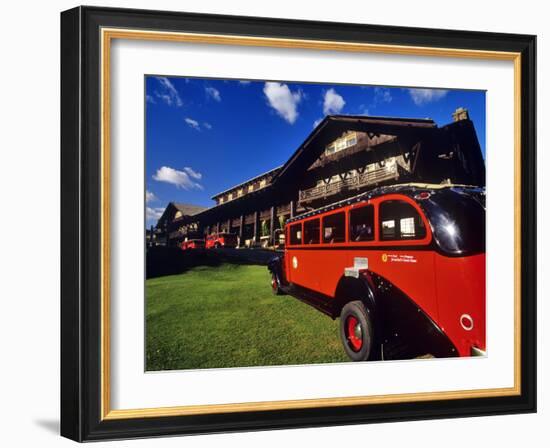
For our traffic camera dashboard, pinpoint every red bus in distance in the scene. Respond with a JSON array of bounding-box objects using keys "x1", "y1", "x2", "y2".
[
  {"x1": 180, "y1": 239, "x2": 205, "y2": 251},
  {"x1": 205, "y1": 232, "x2": 238, "y2": 249}
]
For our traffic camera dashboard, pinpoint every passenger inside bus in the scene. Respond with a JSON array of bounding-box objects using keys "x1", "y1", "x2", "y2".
[
  {"x1": 323, "y1": 213, "x2": 345, "y2": 243},
  {"x1": 349, "y1": 205, "x2": 374, "y2": 242}
]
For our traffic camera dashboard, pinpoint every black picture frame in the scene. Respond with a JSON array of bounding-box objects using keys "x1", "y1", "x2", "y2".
[{"x1": 61, "y1": 5, "x2": 536, "y2": 442}]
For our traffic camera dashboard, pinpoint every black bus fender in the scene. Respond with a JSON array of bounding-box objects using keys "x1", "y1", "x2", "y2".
[
  {"x1": 267, "y1": 254, "x2": 286, "y2": 285},
  {"x1": 334, "y1": 270, "x2": 458, "y2": 359},
  {"x1": 333, "y1": 272, "x2": 377, "y2": 318}
]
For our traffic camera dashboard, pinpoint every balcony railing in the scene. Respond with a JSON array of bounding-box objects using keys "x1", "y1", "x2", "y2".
[
  {"x1": 299, "y1": 163, "x2": 399, "y2": 203},
  {"x1": 168, "y1": 229, "x2": 187, "y2": 239}
]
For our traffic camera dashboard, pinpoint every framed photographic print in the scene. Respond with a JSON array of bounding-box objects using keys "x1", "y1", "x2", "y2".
[{"x1": 60, "y1": 6, "x2": 536, "y2": 441}]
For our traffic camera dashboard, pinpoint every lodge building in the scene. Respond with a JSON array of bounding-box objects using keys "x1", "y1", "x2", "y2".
[{"x1": 155, "y1": 108, "x2": 485, "y2": 248}]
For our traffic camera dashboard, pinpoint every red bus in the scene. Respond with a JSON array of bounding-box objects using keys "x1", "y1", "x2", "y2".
[
  {"x1": 268, "y1": 184, "x2": 486, "y2": 361},
  {"x1": 205, "y1": 232, "x2": 238, "y2": 249},
  {"x1": 181, "y1": 239, "x2": 205, "y2": 250}
]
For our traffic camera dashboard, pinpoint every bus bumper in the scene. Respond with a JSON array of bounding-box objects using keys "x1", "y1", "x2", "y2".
[{"x1": 470, "y1": 346, "x2": 487, "y2": 357}]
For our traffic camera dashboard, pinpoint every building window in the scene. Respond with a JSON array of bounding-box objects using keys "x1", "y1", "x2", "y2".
[
  {"x1": 322, "y1": 212, "x2": 345, "y2": 243},
  {"x1": 349, "y1": 205, "x2": 374, "y2": 242},
  {"x1": 260, "y1": 179, "x2": 267, "y2": 188},
  {"x1": 248, "y1": 185, "x2": 254, "y2": 192},
  {"x1": 219, "y1": 197, "x2": 224, "y2": 204},
  {"x1": 325, "y1": 132, "x2": 358, "y2": 155},
  {"x1": 379, "y1": 200, "x2": 426, "y2": 240},
  {"x1": 238, "y1": 189, "x2": 243, "y2": 196},
  {"x1": 303, "y1": 219, "x2": 320, "y2": 244},
  {"x1": 289, "y1": 223, "x2": 302, "y2": 245},
  {"x1": 228, "y1": 193, "x2": 233, "y2": 200}
]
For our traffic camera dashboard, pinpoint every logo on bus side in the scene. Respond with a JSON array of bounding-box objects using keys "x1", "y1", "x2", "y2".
[
  {"x1": 292, "y1": 256, "x2": 298, "y2": 269},
  {"x1": 381, "y1": 253, "x2": 417, "y2": 264}
]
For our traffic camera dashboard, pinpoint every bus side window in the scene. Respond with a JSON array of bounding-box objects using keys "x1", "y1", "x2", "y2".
[
  {"x1": 322, "y1": 212, "x2": 345, "y2": 243},
  {"x1": 289, "y1": 223, "x2": 303, "y2": 245},
  {"x1": 349, "y1": 205, "x2": 374, "y2": 242},
  {"x1": 303, "y1": 218, "x2": 320, "y2": 244},
  {"x1": 379, "y1": 200, "x2": 426, "y2": 241}
]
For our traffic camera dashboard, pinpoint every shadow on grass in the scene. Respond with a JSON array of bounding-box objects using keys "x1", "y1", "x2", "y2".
[
  {"x1": 146, "y1": 246, "x2": 275, "y2": 279},
  {"x1": 146, "y1": 247, "x2": 221, "y2": 279}
]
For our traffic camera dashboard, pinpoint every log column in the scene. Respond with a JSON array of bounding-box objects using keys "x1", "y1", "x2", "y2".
[
  {"x1": 269, "y1": 206, "x2": 276, "y2": 246},
  {"x1": 290, "y1": 200, "x2": 297, "y2": 218},
  {"x1": 253, "y1": 211, "x2": 260, "y2": 244},
  {"x1": 239, "y1": 214, "x2": 244, "y2": 247}
]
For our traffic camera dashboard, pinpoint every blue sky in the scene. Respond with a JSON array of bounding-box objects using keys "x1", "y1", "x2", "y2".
[{"x1": 145, "y1": 76, "x2": 486, "y2": 227}]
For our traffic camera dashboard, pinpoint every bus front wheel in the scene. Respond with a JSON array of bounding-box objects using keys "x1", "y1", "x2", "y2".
[{"x1": 339, "y1": 301, "x2": 374, "y2": 361}]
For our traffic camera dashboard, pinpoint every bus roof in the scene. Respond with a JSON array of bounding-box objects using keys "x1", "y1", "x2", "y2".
[{"x1": 287, "y1": 183, "x2": 484, "y2": 224}]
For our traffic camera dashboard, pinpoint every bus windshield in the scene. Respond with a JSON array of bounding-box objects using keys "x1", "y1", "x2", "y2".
[{"x1": 421, "y1": 189, "x2": 485, "y2": 256}]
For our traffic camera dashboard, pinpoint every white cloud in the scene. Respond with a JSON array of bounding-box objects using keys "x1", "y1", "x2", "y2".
[
  {"x1": 184, "y1": 117, "x2": 201, "y2": 130},
  {"x1": 373, "y1": 87, "x2": 393, "y2": 104},
  {"x1": 184, "y1": 117, "x2": 212, "y2": 131},
  {"x1": 408, "y1": 88, "x2": 448, "y2": 105},
  {"x1": 152, "y1": 166, "x2": 203, "y2": 190},
  {"x1": 183, "y1": 167, "x2": 202, "y2": 180},
  {"x1": 145, "y1": 190, "x2": 157, "y2": 203},
  {"x1": 146, "y1": 207, "x2": 165, "y2": 222},
  {"x1": 239, "y1": 80, "x2": 251, "y2": 85},
  {"x1": 313, "y1": 117, "x2": 323, "y2": 129},
  {"x1": 263, "y1": 82, "x2": 302, "y2": 124},
  {"x1": 323, "y1": 88, "x2": 346, "y2": 115},
  {"x1": 205, "y1": 86, "x2": 221, "y2": 101},
  {"x1": 154, "y1": 77, "x2": 182, "y2": 107},
  {"x1": 146, "y1": 95, "x2": 156, "y2": 104}
]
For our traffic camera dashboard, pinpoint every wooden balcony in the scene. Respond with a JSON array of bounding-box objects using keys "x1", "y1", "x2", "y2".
[
  {"x1": 299, "y1": 163, "x2": 399, "y2": 204},
  {"x1": 168, "y1": 229, "x2": 187, "y2": 240},
  {"x1": 308, "y1": 134, "x2": 396, "y2": 171}
]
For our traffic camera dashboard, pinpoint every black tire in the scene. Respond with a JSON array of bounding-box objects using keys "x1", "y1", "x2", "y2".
[
  {"x1": 339, "y1": 300, "x2": 374, "y2": 361},
  {"x1": 270, "y1": 272, "x2": 283, "y2": 295}
]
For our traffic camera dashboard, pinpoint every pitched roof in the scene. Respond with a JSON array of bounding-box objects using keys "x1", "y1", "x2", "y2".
[
  {"x1": 272, "y1": 114, "x2": 437, "y2": 186},
  {"x1": 172, "y1": 203, "x2": 208, "y2": 216},
  {"x1": 211, "y1": 165, "x2": 283, "y2": 200}
]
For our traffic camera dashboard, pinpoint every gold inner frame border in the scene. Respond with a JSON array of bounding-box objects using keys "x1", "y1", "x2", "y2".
[{"x1": 99, "y1": 27, "x2": 522, "y2": 421}]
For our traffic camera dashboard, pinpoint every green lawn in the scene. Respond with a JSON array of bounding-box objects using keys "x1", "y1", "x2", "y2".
[{"x1": 146, "y1": 263, "x2": 348, "y2": 371}]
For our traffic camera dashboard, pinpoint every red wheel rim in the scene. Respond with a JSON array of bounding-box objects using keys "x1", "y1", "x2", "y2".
[{"x1": 346, "y1": 316, "x2": 363, "y2": 351}]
